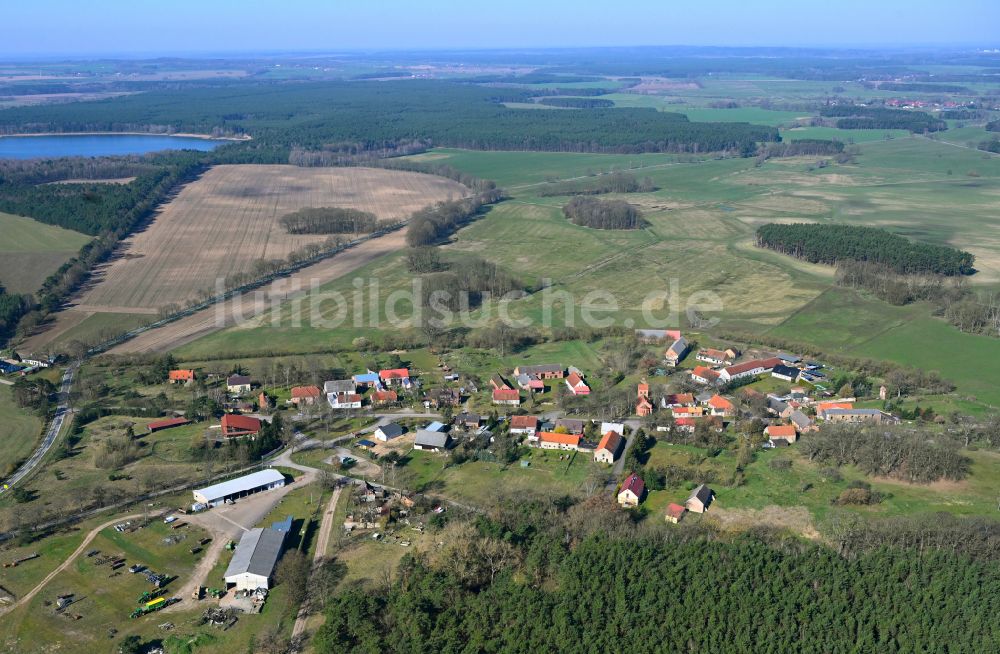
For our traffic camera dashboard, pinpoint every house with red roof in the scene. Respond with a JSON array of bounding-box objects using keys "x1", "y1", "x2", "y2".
[
  {"x1": 168, "y1": 369, "x2": 195, "y2": 384},
  {"x1": 664, "y1": 337, "x2": 690, "y2": 367},
  {"x1": 617, "y1": 473, "x2": 645, "y2": 508},
  {"x1": 537, "y1": 431, "x2": 581, "y2": 451},
  {"x1": 816, "y1": 401, "x2": 855, "y2": 420},
  {"x1": 328, "y1": 392, "x2": 363, "y2": 409},
  {"x1": 379, "y1": 368, "x2": 411, "y2": 386},
  {"x1": 706, "y1": 395, "x2": 735, "y2": 418},
  {"x1": 665, "y1": 503, "x2": 686, "y2": 524},
  {"x1": 372, "y1": 389, "x2": 398, "y2": 405},
  {"x1": 221, "y1": 414, "x2": 261, "y2": 439},
  {"x1": 565, "y1": 372, "x2": 590, "y2": 396},
  {"x1": 492, "y1": 388, "x2": 520, "y2": 406},
  {"x1": 690, "y1": 366, "x2": 721, "y2": 385},
  {"x1": 764, "y1": 424, "x2": 798, "y2": 444},
  {"x1": 147, "y1": 417, "x2": 191, "y2": 433},
  {"x1": 509, "y1": 415, "x2": 539, "y2": 437},
  {"x1": 290, "y1": 385, "x2": 321, "y2": 406},
  {"x1": 662, "y1": 393, "x2": 696, "y2": 408},
  {"x1": 594, "y1": 431, "x2": 624, "y2": 464},
  {"x1": 718, "y1": 358, "x2": 782, "y2": 383}
]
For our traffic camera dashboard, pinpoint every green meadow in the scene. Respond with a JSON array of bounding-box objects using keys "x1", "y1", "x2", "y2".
[{"x1": 0, "y1": 211, "x2": 90, "y2": 293}]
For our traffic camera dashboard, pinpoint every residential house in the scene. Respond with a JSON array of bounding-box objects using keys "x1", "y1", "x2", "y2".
[
  {"x1": 718, "y1": 358, "x2": 782, "y2": 383},
  {"x1": 672, "y1": 406, "x2": 705, "y2": 419},
  {"x1": 328, "y1": 392, "x2": 363, "y2": 410},
  {"x1": 371, "y1": 389, "x2": 398, "y2": 405},
  {"x1": 490, "y1": 373, "x2": 512, "y2": 391},
  {"x1": 379, "y1": 369, "x2": 411, "y2": 387},
  {"x1": 664, "y1": 337, "x2": 690, "y2": 366},
  {"x1": 353, "y1": 372, "x2": 381, "y2": 388},
  {"x1": 823, "y1": 408, "x2": 892, "y2": 424},
  {"x1": 594, "y1": 431, "x2": 624, "y2": 464},
  {"x1": 513, "y1": 364, "x2": 564, "y2": 379},
  {"x1": 665, "y1": 503, "x2": 686, "y2": 524},
  {"x1": 455, "y1": 412, "x2": 481, "y2": 430},
  {"x1": 492, "y1": 388, "x2": 520, "y2": 406},
  {"x1": 375, "y1": 423, "x2": 404, "y2": 442},
  {"x1": 290, "y1": 385, "x2": 321, "y2": 406},
  {"x1": 324, "y1": 379, "x2": 356, "y2": 396},
  {"x1": 600, "y1": 422, "x2": 625, "y2": 436},
  {"x1": 509, "y1": 415, "x2": 539, "y2": 437},
  {"x1": 516, "y1": 374, "x2": 545, "y2": 392},
  {"x1": 169, "y1": 369, "x2": 195, "y2": 384},
  {"x1": 634, "y1": 328, "x2": 682, "y2": 344},
  {"x1": 413, "y1": 430, "x2": 450, "y2": 452},
  {"x1": 425, "y1": 387, "x2": 461, "y2": 408},
  {"x1": 690, "y1": 366, "x2": 721, "y2": 385},
  {"x1": 764, "y1": 424, "x2": 798, "y2": 444},
  {"x1": 565, "y1": 372, "x2": 591, "y2": 396},
  {"x1": 768, "y1": 396, "x2": 793, "y2": 418},
  {"x1": 673, "y1": 417, "x2": 697, "y2": 433},
  {"x1": 227, "y1": 374, "x2": 252, "y2": 394},
  {"x1": 789, "y1": 410, "x2": 816, "y2": 433},
  {"x1": 537, "y1": 431, "x2": 581, "y2": 451},
  {"x1": 221, "y1": 414, "x2": 261, "y2": 439},
  {"x1": 662, "y1": 393, "x2": 695, "y2": 408},
  {"x1": 771, "y1": 365, "x2": 801, "y2": 382},
  {"x1": 706, "y1": 395, "x2": 735, "y2": 418},
  {"x1": 696, "y1": 348, "x2": 733, "y2": 366},
  {"x1": 685, "y1": 484, "x2": 714, "y2": 513},
  {"x1": 815, "y1": 401, "x2": 855, "y2": 420},
  {"x1": 617, "y1": 473, "x2": 645, "y2": 508}
]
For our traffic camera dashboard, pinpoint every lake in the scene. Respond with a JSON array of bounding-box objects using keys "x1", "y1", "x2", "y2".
[{"x1": 0, "y1": 134, "x2": 228, "y2": 159}]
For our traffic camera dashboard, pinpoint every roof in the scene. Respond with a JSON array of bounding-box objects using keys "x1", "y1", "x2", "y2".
[
  {"x1": 425, "y1": 421, "x2": 446, "y2": 432},
  {"x1": 221, "y1": 414, "x2": 261, "y2": 433},
  {"x1": 600, "y1": 422, "x2": 625, "y2": 435},
  {"x1": 324, "y1": 379, "x2": 355, "y2": 395},
  {"x1": 376, "y1": 423, "x2": 404, "y2": 438},
  {"x1": 566, "y1": 372, "x2": 588, "y2": 389},
  {"x1": 555, "y1": 418, "x2": 585, "y2": 433},
  {"x1": 169, "y1": 369, "x2": 195, "y2": 380},
  {"x1": 666, "y1": 503, "x2": 686, "y2": 519},
  {"x1": 723, "y1": 357, "x2": 781, "y2": 377},
  {"x1": 766, "y1": 425, "x2": 797, "y2": 438},
  {"x1": 817, "y1": 401, "x2": 854, "y2": 413},
  {"x1": 538, "y1": 431, "x2": 581, "y2": 446},
  {"x1": 291, "y1": 385, "x2": 321, "y2": 399},
  {"x1": 271, "y1": 515, "x2": 293, "y2": 533},
  {"x1": 357, "y1": 439, "x2": 376, "y2": 447},
  {"x1": 353, "y1": 372, "x2": 380, "y2": 384},
  {"x1": 691, "y1": 366, "x2": 720, "y2": 381},
  {"x1": 414, "y1": 430, "x2": 450, "y2": 448},
  {"x1": 620, "y1": 473, "x2": 645, "y2": 497},
  {"x1": 456, "y1": 412, "x2": 481, "y2": 424},
  {"x1": 331, "y1": 393, "x2": 362, "y2": 404},
  {"x1": 789, "y1": 410, "x2": 812, "y2": 428},
  {"x1": 227, "y1": 374, "x2": 251, "y2": 386},
  {"x1": 597, "y1": 431, "x2": 624, "y2": 453},
  {"x1": 493, "y1": 388, "x2": 520, "y2": 401},
  {"x1": 699, "y1": 348, "x2": 729, "y2": 360},
  {"x1": 663, "y1": 393, "x2": 695, "y2": 406},
  {"x1": 707, "y1": 395, "x2": 734, "y2": 410},
  {"x1": 147, "y1": 417, "x2": 191, "y2": 431},
  {"x1": 373, "y1": 389, "x2": 397, "y2": 401},
  {"x1": 510, "y1": 415, "x2": 538, "y2": 429},
  {"x1": 824, "y1": 408, "x2": 882, "y2": 417},
  {"x1": 688, "y1": 484, "x2": 713, "y2": 505},
  {"x1": 772, "y1": 365, "x2": 801, "y2": 378},
  {"x1": 224, "y1": 527, "x2": 285, "y2": 581},
  {"x1": 379, "y1": 368, "x2": 410, "y2": 380},
  {"x1": 195, "y1": 469, "x2": 284, "y2": 502},
  {"x1": 666, "y1": 337, "x2": 689, "y2": 356},
  {"x1": 777, "y1": 352, "x2": 802, "y2": 363},
  {"x1": 515, "y1": 363, "x2": 563, "y2": 375}
]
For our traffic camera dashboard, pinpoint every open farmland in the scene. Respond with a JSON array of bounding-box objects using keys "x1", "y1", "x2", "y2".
[{"x1": 0, "y1": 211, "x2": 90, "y2": 293}]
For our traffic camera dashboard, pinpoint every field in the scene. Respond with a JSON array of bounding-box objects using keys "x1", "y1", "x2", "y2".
[
  {"x1": 0, "y1": 211, "x2": 91, "y2": 294},
  {"x1": 21, "y1": 165, "x2": 467, "y2": 351},
  {"x1": 0, "y1": 384, "x2": 43, "y2": 478}
]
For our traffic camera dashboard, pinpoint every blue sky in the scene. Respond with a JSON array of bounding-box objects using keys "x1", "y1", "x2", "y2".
[{"x1": 6, "y1": 0, "x2": 1000, "y2": 56}]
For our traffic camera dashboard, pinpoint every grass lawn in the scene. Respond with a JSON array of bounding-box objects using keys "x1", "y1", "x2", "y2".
[
  {"x1": 0, "y1": 211, "x2": 90, "y2": 293},
  {"x1": 0, "y1": 384, "x2": 43, "y2": 477}
]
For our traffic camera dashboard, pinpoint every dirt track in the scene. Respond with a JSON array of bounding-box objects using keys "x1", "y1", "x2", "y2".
[{"x1": 109, "y1": 228, "x2": 407, "y2": 354}]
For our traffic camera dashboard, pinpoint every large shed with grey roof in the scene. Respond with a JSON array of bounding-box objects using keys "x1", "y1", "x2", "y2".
[
  {"x1": 192, "y1": 469, "x2": 285, "y2": 508},
  {"x1": 223, "y1": 527, "x2": 287, "y2": 590}
]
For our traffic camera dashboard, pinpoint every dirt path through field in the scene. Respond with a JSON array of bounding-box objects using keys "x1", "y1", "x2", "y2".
[
  {"x1": 162, "y1": 531, "x2": 227, "y2": 613},
  {"x1": 1, "y1": 513, "x2": 142, "y2": 615},
  {"x1": 290, "y1": 486, "x2": 342, "y2": 643},
  {"x1": 109, "y1": 228, "x2": 407, "y2": 354}
]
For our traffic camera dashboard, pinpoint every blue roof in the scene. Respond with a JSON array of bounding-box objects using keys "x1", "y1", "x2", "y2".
[
  {"x1": 271, "y1": 515, "x2": 293, "y2": 533},
  {"x1": 357, "y1": 439, "x2": 376, "y2": 447},
  {"x1": 426, "y1": 421, "x2": 446, "y2": 432},
  {"x1": 354, "y1": 373, "x2": 380, "y2": 383},
  {"x1": 0, "y1": 361, "x2": 21, "y2": 374}
]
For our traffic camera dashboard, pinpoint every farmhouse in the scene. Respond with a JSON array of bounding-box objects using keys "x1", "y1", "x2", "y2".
[
  {"x1": 290, "y1": 385, "x2": 321, "y2": 406},
  {"x1": 221, "y1": 414, "x2": 261, "y2": 439},
  {"x1": 169, "y1": 369, "x2": 195, "y2": 384},
  {"x1": 353, "y1": 372, "x2": 380, "y2": 387},
  {"x1": 556, "y1": 418, "x2": 585, "y2": 434},
  {"x1": 823, "y1": 408, "x2": 892, "y2": 424},
  {"x1": 324, "y1": 379, "x2": 356, "y2": 396},
  {"x1": 328, "y1": 392, "x2": 363, "y2": 410},
  {"x1": 594, "y1": 431, "x2": 624, "y2": 464},
  {"x1": 537, "y1": 431, "x2": 581, "y2": 451},
  {"x1": 192, "y1": 469, "x2": 285, "y2": 508},
  {"x1": 223, "y1": 527, "x2": 287, "y2": 591},
  {"x1": 718, "y1": 357, "x2": 781, "y2": 383},
  {"x1": 771, "y1": 365, "x2": 801, "y2": 382},
  {"x1": 565, "y1": 372, "x2": 591, "y2": 395},
  {"x1": 617, "y1": 473, "x2": 645, "y2": 508},
  {"x1": 490, "y1": 374, "x2": 512, "y2": 390},
  {"x1": 686, "y1": 484, "x2": 714, "y2": 513},
  {"x1": 662, "y1": 393, "x2": 695, "y2": 408},
  {"x1": 375, "y1": 423, "x2": 404, "y2": 442},
  {"x1": 696, "y1": 348, "x2": 733, "y2": 366},
  {"x1": 815, "y1": 401, "x2": 854, "y2": 420},
  {"x1": 146, "y1": 417, "x2": 191, "y2": 433},
  {"x1": 706, "y1": 395, "x2": 735, "y2": 417},
  {"x1": 789, "y1": 410, "x2": 816, "y2": 432},
  {"x1": 510, "y1": 415, "x2": 539, "y2": 436},
  {"x1": 227, "y1": 374, "x2": 252, "y2": 394},
  {"x1": 516, "y1": 374, "x2": 545, "y2": 392},
  {"x1": 513, "y1": 364, "x2": 564, "y2": 379},
  {"x1": 425, "y1": 387, "x2": 461, "y2": 408},
  {"x1": 764, "y1": 424, "x2": 798, "y2": 444},
  {"x1": 380, "y1": 368, "x2": 411, "y2": 387},
  {"x1": 665, "y1": 503, "x2": 686, "y2": 524},
  {"x1": 492, "y1": 388, "x2": 521, "y2": 406},
  {"x1": 414, "y1": 430, "x2": 450, "y2": 452},
  {"x1": 664, "y1": 337, "x2": 690, "y2": 366},
  {"x1": 690, "y1": 366, "x2": 720, "y2": 385},
  {"x1": 372, "y1": 389, "x2": 398, "y2": 405},
  {"x1": 455, "y1": 412, "x2": 481, "y2": 430}
]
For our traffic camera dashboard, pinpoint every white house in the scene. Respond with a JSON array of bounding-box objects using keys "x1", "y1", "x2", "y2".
[
  {"x1": 328, "y1": 392, "x2": 362, "y2": 410},
  {"x1": 375, "y1": 423, "x2": 404, "y2": 442}
]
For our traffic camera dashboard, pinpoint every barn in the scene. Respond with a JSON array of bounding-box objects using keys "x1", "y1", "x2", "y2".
[
  {"x1": 223, "y1": 527, "x2": 287, "y2": 591},
  {"x1": 192, "y1": 469, "x2": 285, "y2": 508}
]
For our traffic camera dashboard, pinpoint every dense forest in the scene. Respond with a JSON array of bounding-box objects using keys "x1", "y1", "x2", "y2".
[
  {"x1": 0, "y1": 286, "x2": 30, "y2": 344},
  {"x1": 538, "y1": 171, "x2": 656, "y2": 197},
  {"x1": 313, "y1": 499, "x2": 1000, "y2": 654},
  {"x1": 755, "y1": 223, "x2": 975, "y2": 276},
  {"x1": 0, "y1": 81, "x2": 779, "y2": 155},
  {"x1": 819, "y1": 105, "x2": 946, "y2": 132},
  {"x1": 536, "y1": 97, "x2": 616, "y2": 108},
  {"x1": 279, "y1": 207, "x2": 379, "y2": 234},
  {"x1": 985, "y1": 119, "x2": 999, "y2": 132},
  {"x1": 563, "y1": 196, "x2": 643, "y2": 229}
]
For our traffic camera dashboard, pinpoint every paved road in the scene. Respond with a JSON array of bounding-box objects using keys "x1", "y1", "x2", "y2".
[{"x1": 1, "y1": 364, "x2": 76, "y2": 494}]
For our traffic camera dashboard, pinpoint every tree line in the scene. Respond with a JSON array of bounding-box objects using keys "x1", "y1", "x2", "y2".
[
  {"x1": 538, "y1": 171, "x2": 656, "y2": 197},
  {"x1": 819, "y1": 105, "x2": 946, "y2": 132},
  {"x1": 406, "y1": 190, "x2": 505, "y2": 247},
  {"x1": 279, "y1": 207, "x2": 379, "y2": 234},
  {"x1": 755, "y1": 222, "x2": 975, "y2": 276},
  {"x1": 536, "y1": 97, "x2": 616, "y2": 109},
  {"x1": 563, "y1": 196, "x2": 643, "y2": 230}
]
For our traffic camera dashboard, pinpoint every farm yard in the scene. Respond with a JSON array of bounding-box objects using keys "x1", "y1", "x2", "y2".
[{"x1": 0, "y1": 211, "x2": 91, "y2": 294}]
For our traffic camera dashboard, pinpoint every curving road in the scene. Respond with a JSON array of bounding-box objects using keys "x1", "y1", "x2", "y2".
[{"x1": 1, "y1": 364, "x2": 76, "y2": 494}]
